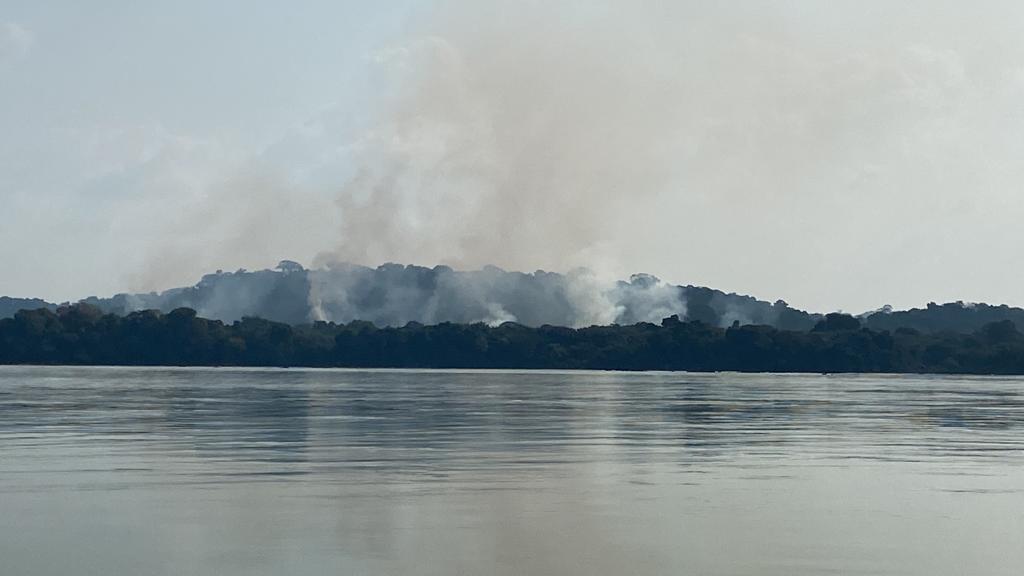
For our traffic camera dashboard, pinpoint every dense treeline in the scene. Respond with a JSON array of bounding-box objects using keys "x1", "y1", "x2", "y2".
[
  {"x1": 15, "y1": 262, "x2": 821, "y2": 328},
  {"x1": 3, "y1": 304, "x2": 1024, "y2": 373},
  {"x1": 862, "y1": 301, "x2": 1024, "y2": 334},
  {"x1": 12, "y1": 264, "x2": 1024, "y2": 335},
  {"x1": 0, "y1": 296, "x2": 56, "y2": 319}
]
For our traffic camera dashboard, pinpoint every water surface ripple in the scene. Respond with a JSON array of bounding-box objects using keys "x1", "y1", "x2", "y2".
[{"x1": 2, "y1": 367, "x2": 1022, "y2": 575}]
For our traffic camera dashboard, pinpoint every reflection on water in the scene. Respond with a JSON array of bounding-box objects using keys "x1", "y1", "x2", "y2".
[{"x1": 2, "y1": 367, "x2": 1023, "y2": 575}]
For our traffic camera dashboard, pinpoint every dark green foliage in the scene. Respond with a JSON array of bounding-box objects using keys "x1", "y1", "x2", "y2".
[
  {"x1": 862, "y1": 302, "x2": 1024, "y2": 334},
  {"x1": 0, "y1": 297, "x2": 57, "y2": 319},
  {"x1": 3, "y1": 303, "x2": 1024, "y2": 373},
  {"x1": 812, "y1": 313, "x2": 861, "y2": 332}
]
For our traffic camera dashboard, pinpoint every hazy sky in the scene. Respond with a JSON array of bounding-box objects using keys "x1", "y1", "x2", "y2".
[{"x1": 3, "y1": 1, "x2": 1024, "y2": 313}]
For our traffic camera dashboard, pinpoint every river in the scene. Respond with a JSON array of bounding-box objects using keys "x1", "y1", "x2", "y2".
[{"x1": 1, "y1": 367, "x2": 1022, "y2": 575}]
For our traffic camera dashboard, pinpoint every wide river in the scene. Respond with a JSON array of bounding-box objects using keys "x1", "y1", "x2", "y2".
[{"x1": 1, "y1": 367, "x2": 1023, "y2": 575}]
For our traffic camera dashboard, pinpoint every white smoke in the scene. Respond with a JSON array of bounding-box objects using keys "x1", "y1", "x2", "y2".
[
  {"x1": 305, "y1": 262, "x2": 685, "y2": 328},
  {"x1": 317, "y1": 1, "x2": 686, "y2": 282}
]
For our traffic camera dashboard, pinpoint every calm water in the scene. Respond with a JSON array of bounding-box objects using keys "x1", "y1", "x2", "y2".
[{"x1": 2, "y1": 367, "x2": 1023, "y2": 575}]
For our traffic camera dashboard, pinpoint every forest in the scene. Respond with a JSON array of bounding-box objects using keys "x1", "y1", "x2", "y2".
[{"x1": 4, "y1": 303, "x2": 1024, "y2": 374}]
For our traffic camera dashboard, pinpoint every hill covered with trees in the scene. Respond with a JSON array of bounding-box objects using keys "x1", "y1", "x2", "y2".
[
  {"x1": 0, "y1": 297, "x2": 56, "y2": 319},
  {"x1": 7, "y1": 263, "x2": 1024, "y2": 336},
  {"x1": 5, "y1": 262, "x2": 823, "y2": 329},
  {"x1": 4, "y1": 304, "x2": 1024, "y2": 374},
  {"x1": 861, "y1": 302, "x2": 1024, "y2": 334}
]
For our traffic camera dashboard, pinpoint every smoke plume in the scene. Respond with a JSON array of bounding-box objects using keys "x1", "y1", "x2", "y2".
[
  {"x1": 318, "y1": 1, "x2": 687, "y2": 278},
  {"x1": 308, "y1": 263, "x2": 686, "y2": 327}
]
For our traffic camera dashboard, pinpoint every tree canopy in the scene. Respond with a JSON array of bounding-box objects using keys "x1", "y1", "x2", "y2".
[{"x1": 3, "y1": 305, "x2": 1024, "y2": 374}]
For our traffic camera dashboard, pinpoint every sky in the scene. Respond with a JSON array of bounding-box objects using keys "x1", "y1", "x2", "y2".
[{"x1": 2, "y1": 0, "x2": 1024, "y2": 314}]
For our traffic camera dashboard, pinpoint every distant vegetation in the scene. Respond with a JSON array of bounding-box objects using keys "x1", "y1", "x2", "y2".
[
  {"x1": 12, "y1": 263, "x2": 1024, "y2": 334},
  {"x1": 4, "y1": 304, "x2": 1024, "y2": 374},
  {"x1": 0, "y1": 296, "x2": 56, "y2": 319},
  {"x1": 862, "y1": 301, "x2": 1024, "y2": 334},
  {"x1": 71, "y1": 262, "x2": 811, "y2": 329}
]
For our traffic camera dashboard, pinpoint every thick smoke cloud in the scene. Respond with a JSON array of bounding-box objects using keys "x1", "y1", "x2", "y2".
[
  {"x1": 284, "y1": 3, "x2": 701, "y2": 328},
  {"x1": 317, "y1": 1, "x2": 686, "y2": 278}
]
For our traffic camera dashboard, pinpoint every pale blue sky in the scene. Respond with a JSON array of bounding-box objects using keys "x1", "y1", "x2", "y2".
[
  {"x1": 4, "y1": 1, "x2": 1024, "y2": 313},
  {"x1": 1, "y1": 1, "x2": 425, "y2": 300}
]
